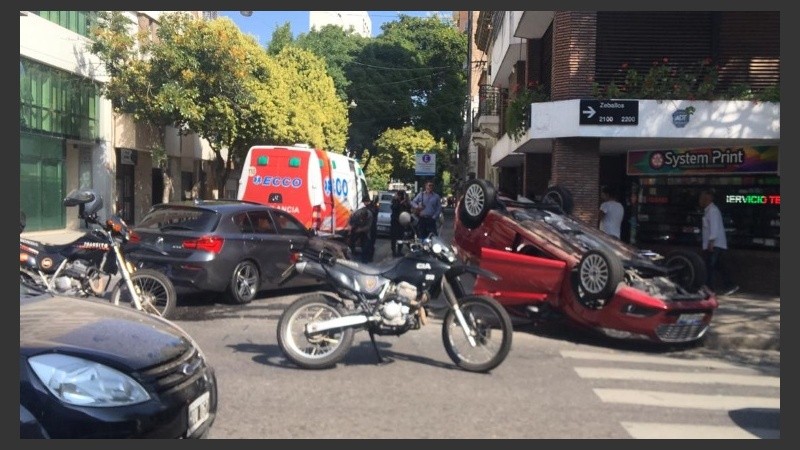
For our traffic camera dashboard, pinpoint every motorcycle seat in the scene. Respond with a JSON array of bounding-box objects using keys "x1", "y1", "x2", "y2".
[
  {"x1": 20, "y1": 238, "x2": 74, "y2": 254},
  {"x1": 335, "y1": 257, "x2": 402, "y2": 276}
]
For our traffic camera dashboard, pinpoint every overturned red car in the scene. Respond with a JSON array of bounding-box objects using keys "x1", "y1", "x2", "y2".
[{"x1": 454, "y1": 179, "x2": 718, "y2": 344}]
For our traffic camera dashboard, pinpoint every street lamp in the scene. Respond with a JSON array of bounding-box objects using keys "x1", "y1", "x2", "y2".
[
  {"x1": 348, "y1": 99, "x2": 357, "y2": 109},
  {"x1": 240, "y1": 11, "x2": 253, "y2": 17}
]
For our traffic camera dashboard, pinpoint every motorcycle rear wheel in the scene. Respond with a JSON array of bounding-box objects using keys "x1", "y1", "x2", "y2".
[
  {"x1": 277, "y1": 293, "x2": 354, "y2": 370},
  {"x1": 111, "y1": 269, "x2": 177, "y2": 319},
  {"x1": 442, "y1": 295, "x2": 513, "y2": 373}
]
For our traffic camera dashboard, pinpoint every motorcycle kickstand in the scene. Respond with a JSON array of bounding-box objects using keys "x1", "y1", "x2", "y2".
[{"x1": 368, "y1": 330, "x2": 387, "y2": 364}]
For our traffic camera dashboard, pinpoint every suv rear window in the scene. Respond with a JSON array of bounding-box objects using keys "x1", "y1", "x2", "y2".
[{"x1": 136, "y1": 207, "x2": 220, "y2": 232}]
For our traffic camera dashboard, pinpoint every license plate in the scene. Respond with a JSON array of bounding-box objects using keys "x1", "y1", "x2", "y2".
[
  {"x1": 186, "y1": 391, "x2": 211, "y2": 436},
  {"x1": 677, "y1": 313, "x2": 705, "y2": 325}
]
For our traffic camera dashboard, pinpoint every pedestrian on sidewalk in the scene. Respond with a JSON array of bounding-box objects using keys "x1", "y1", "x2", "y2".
[
  {"x1": 599, "y1": 186, "x2": 624, "y2": 239},
  {"x1": 699, "y1": 189, "x2": 739, "y2": 296},
  {"x1": 347, "y1": 196, "x2": 375, "y2": 263}
]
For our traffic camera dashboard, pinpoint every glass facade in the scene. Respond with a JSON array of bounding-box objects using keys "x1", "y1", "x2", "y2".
[
  {"x1": 32, "y1": 11, "x2": 97, "y2": 38},
  {"x1": 20, "y1": 58, "x2": 100, "y2": 141}
]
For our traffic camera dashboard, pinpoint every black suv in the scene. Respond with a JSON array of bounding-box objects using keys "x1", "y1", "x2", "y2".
[{"x1": 126, "y1": 200, "x2": 351, "y2": 304}]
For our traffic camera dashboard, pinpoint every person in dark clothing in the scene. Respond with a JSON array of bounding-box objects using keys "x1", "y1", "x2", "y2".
[
  {"x1": 363, "y1": 196, "x2": 379, "y2": 263},
  {"x1": 390, "y1": 190, "x2": 411, "y2": 256},
  {"x1": 348, "y1": 197, "x2": 374, "y2": 263}
]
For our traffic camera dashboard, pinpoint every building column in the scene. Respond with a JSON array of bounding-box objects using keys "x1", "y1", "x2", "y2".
[
  {"x1": 548, "y1": 11, "x2": 600, "y2": 225},
  {"x1": 551, "y1": 138, "x2": 600, "y2": 226}
]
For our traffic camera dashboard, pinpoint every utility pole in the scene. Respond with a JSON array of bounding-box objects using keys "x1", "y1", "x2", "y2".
[{"x1": 465, "y1": 11, "x2": 473, "y2": 185}]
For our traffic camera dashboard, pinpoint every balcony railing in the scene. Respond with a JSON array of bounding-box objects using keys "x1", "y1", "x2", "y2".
[{"x1": 477, "y1": 84, "x2": 501, "y2": 117}]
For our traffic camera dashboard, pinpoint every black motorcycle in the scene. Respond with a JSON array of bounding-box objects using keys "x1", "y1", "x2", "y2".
[
  {"x1": 276, "y1": 215, "x2": 513, "y2": 373},
  {"x1": 20, "y1": 189, "x2": 177, "y2": 319}
]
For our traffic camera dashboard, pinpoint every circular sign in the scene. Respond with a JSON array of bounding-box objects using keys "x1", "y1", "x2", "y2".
[{"x1": 422, "y1": 154, "x2": 432, "y2": 163}]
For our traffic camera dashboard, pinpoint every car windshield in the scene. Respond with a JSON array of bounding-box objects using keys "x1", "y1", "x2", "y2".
[
  {"x1": 136, "y1": 207, "x2": 219, "y2": 232},
  {"x1": 510, "y1": 206, "x2": 647, "y2": 263}
]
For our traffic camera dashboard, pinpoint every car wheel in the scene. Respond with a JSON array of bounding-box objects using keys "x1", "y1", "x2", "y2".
[
  {"x1": 458, "y1": 179, "x2": 497, "y2": 229},
  {"x1": 542, "y1": 185, "x2": 574, "y2": 215},
  {"x1": 227, "y1": 260, "x2": 260, "y2": 304},
  {"x1": 664, "y1": 250, "x2": 707, "y2": 292},
  {"x1": 573, "y1": 248, "x2": 624, "y2": 303}
]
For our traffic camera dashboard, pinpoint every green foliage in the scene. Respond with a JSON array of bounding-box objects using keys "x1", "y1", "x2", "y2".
[
  {"x1": 346, "y1": 15, "x2": 467, "y2": 163},
  {"x1": 593, "y1": 58, "x2": 779, "y2": 102},
  {"x1": 267, "y1": 22, "x2": 293, "y2": 55},
  {"x1": 505, "y1": 82, "x2": 549, "y2": 141},
  {"x1": 261, "y1": 47, "x2": 349, "y2": 151},
  {"x1": 295, "y1": 25, "x2": 368, "y2": 101},
  {"x1": 371, "y1": 126, "x2": 446, "y2": 187},
  {"x1": 88, "y1": 12, "x2": 349, "y2": 198}
]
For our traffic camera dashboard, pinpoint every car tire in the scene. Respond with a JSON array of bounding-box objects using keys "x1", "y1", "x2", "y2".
[
  {"x1": 458, "y1": 179, "x2": 497, "y2": 229},
  {"x1": 573, "y1": 248, "x2": 624, "y2": 303},
  {"x1": 227, "y1": 260, "x2": 260, "y2": 304},
  {"x1": 542, "y1": 185, "x2": 574, "y2": 215},
  {"x1": 664, "y1": 250, "x2": 707, "y2": 292}
]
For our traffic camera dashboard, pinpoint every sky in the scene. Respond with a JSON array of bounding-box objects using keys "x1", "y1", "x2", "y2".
[{"x1": 218, "y1": 11, "x2": 451, "y2": 46}]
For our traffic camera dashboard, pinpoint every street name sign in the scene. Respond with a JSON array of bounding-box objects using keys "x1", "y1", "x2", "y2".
[{"x1": 579, "y1": 99, "x2": 639, "y2": 125}]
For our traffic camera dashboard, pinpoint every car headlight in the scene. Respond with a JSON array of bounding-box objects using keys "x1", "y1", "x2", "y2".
[{"x1": 28, "y1": 354, "x2": 150, "y2": 407}]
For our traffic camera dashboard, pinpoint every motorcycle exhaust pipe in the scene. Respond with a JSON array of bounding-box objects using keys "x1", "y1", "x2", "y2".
[{"x1": 305, "y1": 315, "x2": 368, "y2": 335}]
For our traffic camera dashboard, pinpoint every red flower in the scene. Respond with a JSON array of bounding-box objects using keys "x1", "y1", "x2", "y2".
[{"x1": 662, "y1": 57, "x2": 669, "y2": 64}]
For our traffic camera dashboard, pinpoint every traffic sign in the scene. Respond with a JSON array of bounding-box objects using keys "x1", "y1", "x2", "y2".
[{"x1": 579, "y1": 100, "x2": 639, "y2": 125}]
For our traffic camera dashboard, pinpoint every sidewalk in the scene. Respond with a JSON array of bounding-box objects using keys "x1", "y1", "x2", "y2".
[{"x1": 21, "y1": 227, "x2": 780, "y2": 354}]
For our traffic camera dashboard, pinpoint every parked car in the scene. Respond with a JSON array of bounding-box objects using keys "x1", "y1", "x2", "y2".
[
  {"x1": 126, "y1": 200, "x2": 352, "y2": 304},
  {"x1": 376, "y1": 195, "x2": 393, "y2": 237},
  {"x1": 453, "y1": 179, "x2": 719, "y2": 345},
  {"x1": 20, "y1": 280, "x2": 218, "y2": 438}
]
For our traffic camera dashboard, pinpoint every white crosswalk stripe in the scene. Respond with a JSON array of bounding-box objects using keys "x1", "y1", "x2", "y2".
[{"x1": 561, "y1": 349, "x2": 780, "y2": 439}]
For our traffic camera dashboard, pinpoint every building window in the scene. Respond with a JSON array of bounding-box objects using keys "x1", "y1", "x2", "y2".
[
  {"x1": 19, "y1": 58, "x2": 100, "y2": 140},
  {"x1": 32, "y1": 11, "x2": 97, "y2": 38}
]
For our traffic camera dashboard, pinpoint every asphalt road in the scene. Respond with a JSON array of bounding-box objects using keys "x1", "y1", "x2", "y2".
[{"x1": 167, "y1": 214, "x2": 780, "y2": 439}]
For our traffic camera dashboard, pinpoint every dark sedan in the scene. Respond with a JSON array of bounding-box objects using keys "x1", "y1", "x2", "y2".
[
  {"x1": 126, "y1": 200, "x2": 351, "y2": 304},
  {"x1": 20, "y1": 281, "x2": 218, "y2": 438}
]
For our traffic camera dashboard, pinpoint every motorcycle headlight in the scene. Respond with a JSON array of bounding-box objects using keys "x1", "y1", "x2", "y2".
[{"x1": 28, "y1": 354, "x2": 150, "y2": 407}]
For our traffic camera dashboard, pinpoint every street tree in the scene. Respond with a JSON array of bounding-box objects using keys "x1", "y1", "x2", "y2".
[
  {"x1": 90, "y1": 12, "x2": 272, "y2": 198},
  {"x1": 260, "y1": 46, "x2": 349, "y2": 152},
  {"x1": 267, "y1": 22, "x2": 293, "y2": 55},
  {"x1": 371, "y1": 126, "x2": 446, "y2": 189},
  {"x1": 294, "y1": 24, "x2": 368, "y2": 102}
]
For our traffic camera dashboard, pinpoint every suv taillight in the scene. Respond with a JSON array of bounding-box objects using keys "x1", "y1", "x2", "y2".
[{"x1": 183, "y1": 235, "x2": 224, "y2": 254}]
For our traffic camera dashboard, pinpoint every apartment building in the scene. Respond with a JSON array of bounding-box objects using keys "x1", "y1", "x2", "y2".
[
  {"x1": 309, "y1": 11, "x2": 372, "y2": 38},
  {"x1": 460, "y1": 11, "x2": 780, "y2": 295},
  {"x1": 20, "y1": 11, "x2": 220, "y2": 232}
]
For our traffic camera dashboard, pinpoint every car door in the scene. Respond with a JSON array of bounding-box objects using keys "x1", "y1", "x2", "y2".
[
  {"x1": 473, "y1": 230, "x2": 567, "y2": 306},
  {"x1": 244, "y1": 209, "x2": 287, "y2": 286},
  {"x1": 267, "y1": 209, "x2": 311, "y2": 287}
]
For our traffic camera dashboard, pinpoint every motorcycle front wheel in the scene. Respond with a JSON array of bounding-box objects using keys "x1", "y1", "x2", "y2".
[
  {"x1": 442, "y1": 295, "x2": 513, "y2": 373},
  {"x1": 277, "y1": 293, "x2": 354, "y2": 370},
  {"x1": 111, "y1": 268, "x2": 177, "y2": 319}
]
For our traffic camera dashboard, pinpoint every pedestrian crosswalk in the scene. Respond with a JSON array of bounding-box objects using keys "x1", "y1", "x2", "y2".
[{"x1": 561, "y1": 349, "x2": 780, "y2": 439}]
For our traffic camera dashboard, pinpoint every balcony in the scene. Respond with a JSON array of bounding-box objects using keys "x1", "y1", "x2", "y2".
[{"x1": 473, "y1": 85, "x2": 502, "y2": 138}]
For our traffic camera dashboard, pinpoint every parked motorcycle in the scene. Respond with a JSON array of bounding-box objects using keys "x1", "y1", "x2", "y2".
[
  {"x1": 276, "y1": 212, "x2": 513, "y2": 373},
  {"x1": 20, "y1": 189, "x2": 177, "y2": 319}
]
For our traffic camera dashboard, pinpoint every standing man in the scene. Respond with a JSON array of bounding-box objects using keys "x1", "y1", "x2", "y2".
[
  {"x1": 598, "y1": 186, "x2": 624, "y2": 239},
  {"x1": 699, "y1": 189, "x2": 739, "y2": 295},
  {"x1": 411, "y1": 180, "x2": 442, "y2": 238},
  {"x1": 364, "y1": 195, "x2": 379, "y2": 263}
]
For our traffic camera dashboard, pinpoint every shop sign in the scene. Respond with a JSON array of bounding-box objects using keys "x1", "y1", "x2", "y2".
[
  {"x1": 627, "y1": 146, "x2": 778, "y2": 176},
  {"x1": 725, "y1": 194, "x2": 780, "y2": 205},
  {"x1": 120, "y1": 149, "x2": 137, "y2": 165}
]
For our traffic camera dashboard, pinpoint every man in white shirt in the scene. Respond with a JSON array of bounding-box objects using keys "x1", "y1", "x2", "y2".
[
  {"x1": 598, "y1": 186, "x2": 624, "y2": 239},
  {"x1": 699, "y1": 189, "x2": 739, "y2": 296}
]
